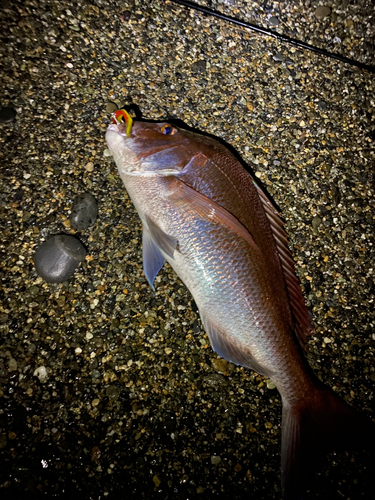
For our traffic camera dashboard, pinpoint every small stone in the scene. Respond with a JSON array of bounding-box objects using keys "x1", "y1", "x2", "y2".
[
  {"x1": 266, "y1": 379, "x2": 276, "y2": 389},
  {"x1": 0, "y1": 107, "x2": 16, "y2": 123},
  {"x1": 91, "y1": 446, "x2": 101, "y2": 461},
  {"x1": 153, "y1": 475, "x2": 161, "y2": 487},
  {"x1": 204, "y1": 374, "x2": 225, "y2": 387},
  {"x1": 0, "y1": 314, "x2": 8, "y2": 324},
  {"x1": 106, "y1": 102, "x2": 118, "y2": 113},
  {"x1": 211, "y1": 358, "x2": 228, "y2": 372},
  {"x1": 70, "y1": 193, "x2": 98, "y2": 230},
  {"x1": 330, "y1": 186, "x2": 341, "y2": 206},
  {"x1": 192, "y1": 60, "x2": 206, "y2": 73},
  {"x1": 29, "y1": 285, "x2": 40, "y2": 296},
  {"x1": 273, "y1": 52, "x2": 285, "y2": 62},
  {"x1": 314, "y1": 6, "x2": 331, "y2": 19},
  {"x1": 165, "y1": 347, "x2": 173, "y2": 355},
  {"x1": 346, "y1": 19, "x2": 354, "y2": 29},
  {"x1": 8, "y1": 358, "x2": 17, "y2": 372},
  {"x1": 34, "y1": 366, "x2": 48, "y2": 383},
  {"x1": 318, "y1": 100, "x2": 327, "y2": 111},
  {"x1": 86, "y1": 162, "x2": 94, "y2": 172},
  {"x1": 56, "y1": 295, "x2": 66, "y2": 307},
  {"x1": 34, "y1": 234, "x2": 87, "y2": 283},
  {"x1": 22, "y1": 211, "x2": 32, "y2": 222},
  {"x1": 106, "y1": 386, "x2": 121, "y2": 401},
  {"x1": 120, "y1": 10, "x2": 131, "y2": 21},
  {"x1": 211, "y1": 455, "x2": 221, "y2": 465},
  {"x1": 36, "y1": 213, "x2": 57, "y2": 228},
  {"x1": 75, "y1": 347, "x2": 82, "y2": 354},
  {"x1": 269, "y1": 17, "x2": 279, "y2": 27},
  {"x1": 196, "y1": 486, "x2": 205, "y2": 494},
  {"x1": 312, "y1": 216, "x2": 322, "y2": 230},
  {"x1": 265, "y1": 421, "x2": 273, "y2": 429},
  {"x1": 86, "y1": 332, "x2": 94, "y2": 340},
  {"x1": 92, "y1": 398, "x2": 100, "y2": 407}
]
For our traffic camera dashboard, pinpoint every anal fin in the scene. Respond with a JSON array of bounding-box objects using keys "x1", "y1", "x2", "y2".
[{"x1": 201, "y1": 312, "x2": 269, "y2": 377}]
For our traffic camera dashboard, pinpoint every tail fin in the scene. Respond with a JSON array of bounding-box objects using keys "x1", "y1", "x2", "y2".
[{"x1": 281, "y1": 381, "x2": 375, "y2": 499}]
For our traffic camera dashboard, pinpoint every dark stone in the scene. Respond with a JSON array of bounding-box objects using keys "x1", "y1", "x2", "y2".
[
  {"x1": 269, "y1": 17, "x2": 279, "y2": 27},
  {"x1": 70, "y1": 193, "x2": 98, "y2": 230},
  {"x1": 192, "y1": 60, "x2": 207, "y2": 73},
  {"x1": 0, "y1": 107, "x2": 16, "y2": 123},
  {"x1": 33, "y1": 234, "x2": 87, "y2": 283},
  {"x1": 121, "y1": 10, "x2": 131, "y2": 21}
]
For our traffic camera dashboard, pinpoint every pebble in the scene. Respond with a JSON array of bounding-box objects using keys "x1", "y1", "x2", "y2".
[
  {"x1": 91, "y1": 446, "x2": 101, "y2": 461},
  {"x1": 266, "y1": 379, "x2": 276, "y2": 389},
  {"x1": 314, "y1": 6, "x2": 332, "y2": 19},
  {"x1": 273, "y1": 52, "x2": 285, "y2": 62},
  {"x1": 8, "y1": 358, "x2": 17, "y2": 372},
  {"x1": 269, "y1": 17, "x2": 279, "y2": 27},
  {"x1": 312, "y1": 216, "x2": 322, "y2": 230},
  {"x1": 211, "y1": 358, "x2": 228, "y2": 372},
  {"x1": 318, "y1": 100, "x2": 327, "y2": 111},
  {"x1": 33, "y1": 366, "x2": 48, "y2": 383},
  {"x1": 106, "y1": 386, "x2": 121, "y2": 401},
  {"x1": 0, "y1": 106, "x2": 16, "y2": 123},
  {"x1": 192, "y1": 60, "x2": 207, "y2": 73},
  {"x1": 33, "y1": 234, "x2": 87, "y2": 283},
  {"x1": 153, "y1": 475, "x2": 161, "y2": 487},
  {"x1": 70, "y1": 193, "x2": 98, "y2": 230},
  {"x1": 120, "y1": 10, "x2": 131, "y2": 22},
  {"x1": 106, "y1": 102, "x2": 118, "y2": 113},
  {"x1": 211, "y1": 455, "x2": 221, "y2": 465}
]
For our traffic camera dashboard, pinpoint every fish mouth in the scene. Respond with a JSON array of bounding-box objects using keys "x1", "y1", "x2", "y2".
[
  {"x1": 106, "y1": 124, "x2": 181, "y2": 177},
  {"x1": 106, "y1": 122, "x2": 130, "y2": 138}
]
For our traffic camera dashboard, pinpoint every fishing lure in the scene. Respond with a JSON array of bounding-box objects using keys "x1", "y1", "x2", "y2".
[{"x1": 111, "y1": 109, "x2": 133, "y2": 137}]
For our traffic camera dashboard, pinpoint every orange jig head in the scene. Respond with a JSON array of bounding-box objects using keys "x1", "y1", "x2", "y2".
[{"x1": 111, "y1": 109, "x2": 133, "y2": 137}]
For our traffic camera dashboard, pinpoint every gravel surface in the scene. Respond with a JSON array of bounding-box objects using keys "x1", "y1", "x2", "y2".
[{"x1": 0, "y1": 1, "x2": 374, "y2": 499}]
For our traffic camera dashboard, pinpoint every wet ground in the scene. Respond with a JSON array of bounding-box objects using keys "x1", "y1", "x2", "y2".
[{"x1": 0, "y1": 1, "x2": 374, "y2": 499}]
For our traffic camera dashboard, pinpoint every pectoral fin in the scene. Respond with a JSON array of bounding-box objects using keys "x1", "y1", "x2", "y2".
[
  {"x1": 167, "y1": 178, "x2": 258, "y2": 250},
  {"x1": 142, "y1": 226, "x2": 165, "y2": 289},
  {"x1": 145, "y1": 215, "x2": 177, "y2": 260}
]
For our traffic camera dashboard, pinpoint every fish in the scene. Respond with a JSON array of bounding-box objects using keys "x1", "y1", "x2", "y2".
[{"x1": 106, "y1": 112, "x2": 375, "y2": 498}]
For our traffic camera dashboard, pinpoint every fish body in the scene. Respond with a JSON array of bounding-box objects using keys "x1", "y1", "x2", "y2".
[{"x1": 106, "y1": 118, "x2": 374, "y2": 498}]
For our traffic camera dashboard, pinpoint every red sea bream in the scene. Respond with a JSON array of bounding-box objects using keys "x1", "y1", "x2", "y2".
[{"x1": 106, "y1": 112, "x2": 374, "y2": 498}]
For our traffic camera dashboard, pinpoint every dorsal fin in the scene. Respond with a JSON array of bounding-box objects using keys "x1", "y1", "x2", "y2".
[{"x1": 252, "y1": 180, "x2": 312, "y2": 349}]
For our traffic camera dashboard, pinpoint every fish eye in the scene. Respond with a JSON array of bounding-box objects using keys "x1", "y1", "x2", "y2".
[{"x1": 160, "y1": 124, "x2": 177, "y2": 135}]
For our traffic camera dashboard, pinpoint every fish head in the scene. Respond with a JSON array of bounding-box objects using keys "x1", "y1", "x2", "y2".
[{"x1": 106, "y1": 118, "x2": 206, "y2": 177}]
